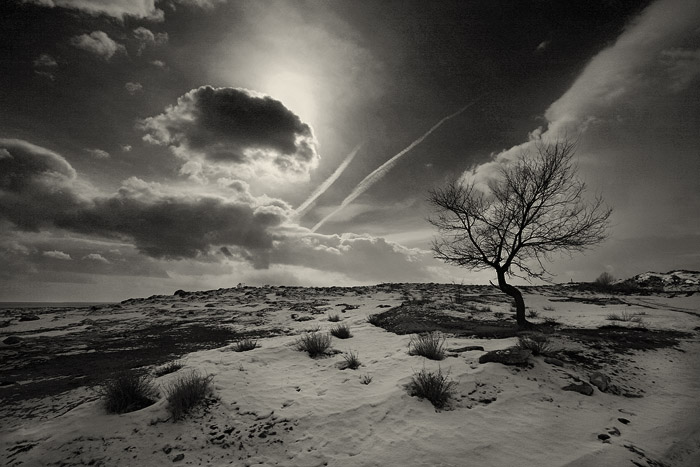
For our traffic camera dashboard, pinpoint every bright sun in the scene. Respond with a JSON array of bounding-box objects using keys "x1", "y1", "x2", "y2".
[{"x1": 262, "y1": 70, "x2": 318, "y2": 128}]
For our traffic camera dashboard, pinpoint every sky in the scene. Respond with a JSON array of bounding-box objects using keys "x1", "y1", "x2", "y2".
[{"x1": 1, "y1": 0, "x2": 699, "y2": 302}]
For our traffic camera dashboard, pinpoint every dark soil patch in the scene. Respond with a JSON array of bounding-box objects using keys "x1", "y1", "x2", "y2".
[
  {"x1": 560, "y1": 325, "x2": 690, "y2": 353},
  {"x1": 0, "y1": 323, "x2": 281, "y2": 404},
  {"x1": 371, "y1": 304, "x2": 522, "y2": 338},
  {"x1": 548, "y1": 296, "x2": 629, "y2": 306}
]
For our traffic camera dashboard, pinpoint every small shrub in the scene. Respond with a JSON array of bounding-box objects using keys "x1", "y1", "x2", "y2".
[
  {"x1": 341, "y1": 351, "x2": 361, "y2": 370},
  {"x1": 100, "y1": 371, "x2": 158, "y2": 414},
  {"x1": 295, "y1": 332, "x2": 332, "y2": 357},
  {"x1": 408, "y1": 332, "x2": 446, "y2": 361},
  {"x1": 408, "y1": 367, "x2": 455, "y2": 409},
  {"x1": 494, "y1": 311, "x2": 506, "y2": 319},
  {"x1": 526, "y1": 310, "x2": 539, "y2": 319},
  {"x1": 543, "y1": 305, "x2": 555, "y2": 312},
  {"x1": 595, "y1": 271, "x2": 616, "y2": 287},
  {"x1": 330, "y1": 323, "x2": 352, "y2": 339},
  {"x1": 360, "y1": 374, "x2": 373, "y2": 385},
  {"x1": 328, "y1": 313, "x2": 341, "y2": 322},
  {"x1": 606, "y1": 310, "x2": 643, "y2": 322},
  {"x1": 166, "y1": 370, "x2": 212, "y2": 421},
  {"x1": 154, "y1": 360, "x2": 183, "y2": 377},
  {"x1": 233, "y1": 338, "x2": 258, "y2": 352},
  {"x1": 542, "y1": 317, "x2": 559, "y2": 325},
  {"x1": 517, "y1": 334, "x2": 553, "y2": 356},
  {"x1": 367, "y1": 314, "x2": 381, "y2": 326}
]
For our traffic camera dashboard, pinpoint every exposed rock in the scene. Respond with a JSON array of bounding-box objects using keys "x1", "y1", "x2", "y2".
[
  {"x1": 3, "y1": 336, "x2": 21, "y2": 345},
  {"x1": 589, "y1": 371, "x2": 611, "y2": 392},
  {"x1": 618, "y1": 418, "x2": 631, "y2": 425},
  {"x1": 562, "y1": 382, "x2": 594, "y2": 396},
  {"x1": 479, "y1": 347, "x2": 531, "y2": 366},
  {"x1": 544, "y1": 357, "x2": 565, "y2": 367},
  {"x1": 449, "y1": 345, "x2": 485, "y2": 353},
  {"x1": 172, "y1": 453, "x2": 184, "y2": 462},
  {"x1": 173, "y1": 289, "x2": 188, "y2": 297},
  {"x1": 598, "y1": 434, "x2": 610, "y2": 441}
]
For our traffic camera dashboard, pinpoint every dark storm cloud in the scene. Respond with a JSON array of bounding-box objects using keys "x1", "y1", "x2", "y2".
[
  {"x1": 56, "y1": 189, "x2": 286, "y2": 260},
  {"x1": 140, "y1": 86, "x2": 319, "y2": 176},
  {"x1": 0, "y1": 138, "x2": 87, "y2": 230},
  {"x1": 0, "y1": 139, "x2": 288, "y2": 260}
]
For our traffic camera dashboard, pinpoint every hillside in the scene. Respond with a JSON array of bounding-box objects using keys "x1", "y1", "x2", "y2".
[{"x1": 1, "y1": 283, "x2": 699, "y2": 466}]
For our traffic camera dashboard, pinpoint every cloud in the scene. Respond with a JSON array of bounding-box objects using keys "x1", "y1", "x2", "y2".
[
  {"x1": 535, "y1": 40, "x2": 550, "y2": 52},
  {"x1": 47, "y1": 177, "x2": 288, "y2": 260},
  {"x1": 43, "y1": 250, "x2": 72, "y2": 260},
  {"x1": 121, "y1": 144, "x2": 132, "y2": 152},
  {"x1": 150, "y1": 59, "x2": 167, "y2": 68},
  {"x1": 33, "y1": 54, "x2": 57, "y2": 80},
  {"x1": 266, "y1": 229, "x2": 436, "y2": 283},
  {"x1": 139, "y1": 86, "x2": 319, "y2": 180},
  {"x1": 312, "y1": 100, "x2": 480, "y2": 231},
  {"x1": 175, "y1": 0, "x2": 227, "y2": 8},
  {"x1": 125, "y1": 82, "x2": 143, "y2": 94},
  {"x1": 33, "y1": 53, "x2": 57, "y2": 67},
  {"x1": 0, "y1": 138, "x2": 88, "y2": 230},
  {"x1": 70, "y1": 31, "x2": 126, "y2": 61},
  {"x1": 465, "y1": 0, "x2": 700, "y2": 187},
  {"x1": 86, "y1": 148, "x2": 110, "y2": 159},
  {"x1": 22, "y1": 0, "x2": 164, "y2": 21},
  {"x1": 84, "y1": 253, "x2": 110, "y2": 263},
  {"x1": 661, "y1": 48, "x2": 700, "y2": 92},
  {"x1": 1, "y1": 139, "x2": 443, "y2": 284},
  {"x1": 133, "y1": 27, "x2": 168, "y2": 55},
  {"x1": 295, "y1": 143, "x2": 363, "y2": 217}
]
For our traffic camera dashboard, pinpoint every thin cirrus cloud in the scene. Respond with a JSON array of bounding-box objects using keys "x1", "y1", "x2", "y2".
[
  {"x1": 69, "y1": 31, "x2": 126, "y2": 61},
  {"x1": 311, "y1": 99, "x2": 482, "y2": 232},
  {"x1": 139, "y1": 86, "x2": 320, "y2": 180}
]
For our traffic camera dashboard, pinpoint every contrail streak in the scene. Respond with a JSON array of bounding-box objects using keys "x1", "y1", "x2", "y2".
[
  {"x1": 295, "y1": 143, "x2": 363, "y2": 217},
  {"x1": 311, "y1": 99, "x2": 481, "y2": 232}
]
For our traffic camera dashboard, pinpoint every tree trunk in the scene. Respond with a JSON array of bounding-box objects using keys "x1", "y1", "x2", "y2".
[{"x1": 496, "y1": 269, "x2": 530, "y2": 328}]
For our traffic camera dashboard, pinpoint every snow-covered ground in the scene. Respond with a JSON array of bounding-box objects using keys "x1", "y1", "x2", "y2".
[{"x1": 2, "y1": 285, "x2": 699, "y2": 466}]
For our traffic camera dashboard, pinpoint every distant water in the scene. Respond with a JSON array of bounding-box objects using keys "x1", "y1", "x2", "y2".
[{"x1": 0, "y1": 302, "x2": 114, "y2": 310}]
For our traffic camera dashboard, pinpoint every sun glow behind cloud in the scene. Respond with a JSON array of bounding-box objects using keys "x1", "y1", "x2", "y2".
[{"x1": 261, "y1": 70, "x2": 319, "y2": 127}]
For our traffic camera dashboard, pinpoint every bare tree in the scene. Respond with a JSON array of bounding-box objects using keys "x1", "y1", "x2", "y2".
[{"x1": 428, "y1": 140, "x2": 611, "y2": 328}]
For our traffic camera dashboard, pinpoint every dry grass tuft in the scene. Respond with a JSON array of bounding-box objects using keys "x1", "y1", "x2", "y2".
[
  {"x1": 232, "y1": 338, "x2": 258, "y2": 352},
  {"x1": 295, "y1": 332, "x2": 332, "y2": 357},
  {"x1": 100, "y1": 371, "x2": 158, "y2": 414},
  {"x1": 166, "y1": 370, "x2": 212, "y2": 421},
  {"x1": 408, "y1": 332, "x2": 446, "y2": 360},
  {"x1": 408, "y1": 367, "x2": 455, "y2": 408},
  {"x1": 330, "y1": 323, "x2": 352, "y2": 339}
]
